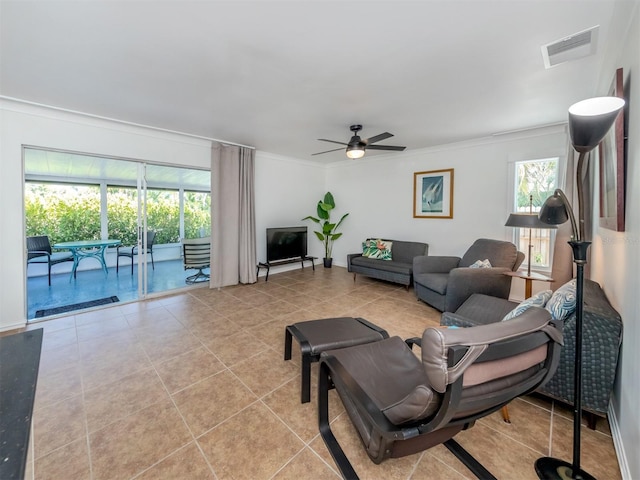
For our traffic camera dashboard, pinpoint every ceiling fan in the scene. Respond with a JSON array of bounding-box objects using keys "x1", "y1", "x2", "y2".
[{"x1": 312, "y1": 125, "x2": 406, "y2": 159}]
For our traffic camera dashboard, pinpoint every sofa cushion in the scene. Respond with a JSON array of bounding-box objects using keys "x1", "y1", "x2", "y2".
[
  {"x1": 545, "y1": 279, "x2": 576, "y2": 321},
  {"x1": 389, "y1": 240, "x2": 429, "y2": 264},
  {"x1": 362, "y1": 239, "x2": 393, "y2": 260},
  {"x1": 351, "y1": 256, "x2": 412, "y2": 274},
  {"x1": 502, "y1": 290, "x2": 552, "y2": 321}
]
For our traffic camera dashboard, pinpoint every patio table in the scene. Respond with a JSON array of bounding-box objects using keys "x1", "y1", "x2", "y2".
[{"x1": 53, "y1": 239, "x2": 121, "y2": 278}]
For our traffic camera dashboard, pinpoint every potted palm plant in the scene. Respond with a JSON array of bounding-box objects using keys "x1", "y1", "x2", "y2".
[{"x1": 302, "y1": 192, "x2": 349, "y2": 268}]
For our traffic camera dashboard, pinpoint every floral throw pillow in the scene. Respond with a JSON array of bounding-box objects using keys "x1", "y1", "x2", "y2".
[
  {"x1": 362, "y1": 239, "x2": 393, "y2": 260},
  {"x1": 502, "y1": 290, "x2": 553, "y2": 321},
  {"x1": 545, "y1": 279, "x2": 577, "y2": 321}
]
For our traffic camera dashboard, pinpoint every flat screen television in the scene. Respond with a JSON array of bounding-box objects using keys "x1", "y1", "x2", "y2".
[{"x1": 266, "y1": 226, "x2": 308, "y2": 263}]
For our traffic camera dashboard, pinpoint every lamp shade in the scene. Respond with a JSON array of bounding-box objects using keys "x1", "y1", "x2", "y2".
[
  {"x1": 539, "y1": 188, "x2": 579, "y2": 241},
  {"x1": 539, "y1": 194, "x2": 569, "y2": 225},
  {"x1": 568, "y1": 96, "x2": 625, "y2": 153},
  {"x1": 505, "y1": 213, "x2": 557, "y2": 229},
  {"x1": 346, "y1": 144, "x2": 365, "y2": 159}
]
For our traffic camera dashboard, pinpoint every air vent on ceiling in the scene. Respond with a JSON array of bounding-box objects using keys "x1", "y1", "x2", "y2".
[{"x1": 541, "y1": 26, "x2": 599, "y2": 69}]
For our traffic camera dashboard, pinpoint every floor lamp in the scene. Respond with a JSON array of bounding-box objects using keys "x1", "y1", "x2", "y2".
[{"x1": 534, "y1": 96, "x2": 625, "y2": 480}]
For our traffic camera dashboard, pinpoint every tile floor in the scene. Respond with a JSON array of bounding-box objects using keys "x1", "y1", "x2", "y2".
[{"x1": 21, "y1": 266, "x2": 621, "y2": 479}]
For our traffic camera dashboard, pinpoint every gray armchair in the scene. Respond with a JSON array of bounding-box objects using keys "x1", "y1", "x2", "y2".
[{"x1": 413, "y1": 238, "x2": 524, "y2": 312}]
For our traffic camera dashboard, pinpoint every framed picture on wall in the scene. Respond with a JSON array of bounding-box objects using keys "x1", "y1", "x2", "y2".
[
  {"x1": 413, "y1": 169, "x2": 454, "y2": 219},
  {"x1": 599, "y1": 67, "x2": 626, "y2": 232}
]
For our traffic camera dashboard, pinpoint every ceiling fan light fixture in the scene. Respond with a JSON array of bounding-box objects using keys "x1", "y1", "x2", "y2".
[{"x1": 346, "y1": 144, "x2": 365, "y2": 159}]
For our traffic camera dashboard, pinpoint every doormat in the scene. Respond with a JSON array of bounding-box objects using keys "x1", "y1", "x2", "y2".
[{"x1": 35, "y1": 296, "x2": 120, "y2": 318}]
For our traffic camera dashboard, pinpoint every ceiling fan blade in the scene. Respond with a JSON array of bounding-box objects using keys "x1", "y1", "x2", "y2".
[
  {"x1": 312, "y1": 147, "x2": 345, "y2": 156},
  {"x1": 367, "y1": 145, "x2": 406, "y2": 151},
  {"x1": 318, "y1": 139, "x2": 348, "y2": 146},
  {"x1": 365, "y1": 132, "x2": 393, "y2": 144}
]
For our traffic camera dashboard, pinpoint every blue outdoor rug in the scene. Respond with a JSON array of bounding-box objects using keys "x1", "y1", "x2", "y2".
[{"x1": 35, "y1": 296, "x2": 119, "y2": 318}]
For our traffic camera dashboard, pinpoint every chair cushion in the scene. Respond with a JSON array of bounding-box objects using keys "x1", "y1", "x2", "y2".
[
  {"x1": 545, "y1": 279, "x2": 577, "y2": 321},
  {"x1": 502, "y1": 290, "x2": 552, "y2": 321},
  {"x1": 325, "y1": 336, "x2": 440, "y2": 425}
]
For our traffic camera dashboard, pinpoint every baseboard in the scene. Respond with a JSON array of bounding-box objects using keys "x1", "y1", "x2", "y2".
[
  {"x1": 0, "y1": 320, "x2": 27, "y2": 333},
  {"x1": 608, "y1": 402, "x2": 631, "y2": 479}
]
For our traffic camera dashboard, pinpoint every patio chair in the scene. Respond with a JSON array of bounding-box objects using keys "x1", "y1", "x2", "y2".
[
  {"x1": 182, "y1": 237, "x2": 211, "y2": 284},
  {"x1": 318, "y1": 307, "x2": 563, "y2": 479},
  {"x1": 116, "y1": 231, "x2": 156, "y2": 274},
  {"x1": 27, "y1": 236, "x2": 75, "y2": 286}
]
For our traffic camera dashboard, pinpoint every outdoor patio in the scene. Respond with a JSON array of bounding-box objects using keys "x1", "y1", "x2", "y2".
[{"x1": 27, "y1": 259, "x2": 207, "y2": 321}]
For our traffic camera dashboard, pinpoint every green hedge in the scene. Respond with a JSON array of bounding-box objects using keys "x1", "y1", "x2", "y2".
[{"x1": 25, "y1": 183, "x2": 210, "y2": 246}]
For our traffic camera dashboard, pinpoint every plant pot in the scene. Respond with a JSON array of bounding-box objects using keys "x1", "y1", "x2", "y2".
[{"x1": 323, "y1": 258, "x2": 333, "y2": 268}]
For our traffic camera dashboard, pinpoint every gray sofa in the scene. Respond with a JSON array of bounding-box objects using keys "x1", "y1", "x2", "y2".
[
  {"x1": 440, "y1": 279, "x2": 623, "y2": 425},
  {"x1": 347, "y1": 239, "x2": 428, "y2": 287}
]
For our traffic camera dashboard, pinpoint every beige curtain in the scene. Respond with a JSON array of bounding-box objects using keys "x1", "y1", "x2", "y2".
[
  {"x1": 550, "y1": 142, "x2": 595, "y2": 289},
  {"x1": 210, "y1": 143, "x2": 257, "y2": 288}
]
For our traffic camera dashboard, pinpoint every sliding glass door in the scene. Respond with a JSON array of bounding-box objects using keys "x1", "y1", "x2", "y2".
[{"x1": 24, "y1": 147, "x2": 210, "y2": 320}]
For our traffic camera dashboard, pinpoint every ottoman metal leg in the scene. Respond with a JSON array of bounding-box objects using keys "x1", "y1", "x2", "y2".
[
  {"x1": 301, "y1": 353, "x2": 312, "y2": 403},
  {"x1": 284, "y1": 326, "x2": 293, "y2": 361}
]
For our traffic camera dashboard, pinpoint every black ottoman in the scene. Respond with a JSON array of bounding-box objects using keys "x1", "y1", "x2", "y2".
[{"x1": 284, "y1": 317, "x2": 389, "y2": 403}]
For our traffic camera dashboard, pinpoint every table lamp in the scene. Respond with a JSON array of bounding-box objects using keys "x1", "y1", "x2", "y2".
[
  {"x1": 535, "y1": 96, "x2": 624, "y2": 480},
  {"x1": 505, "y1": 194, "x2": 557, "y2": 277}
]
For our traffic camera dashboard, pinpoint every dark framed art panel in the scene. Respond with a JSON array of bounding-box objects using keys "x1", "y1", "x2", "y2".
[
  {"x1": 599, "y1": 67, "x2": 625, "y2": 231},
  {"x1": 413, "y1": 168, "x2": 454, "y2": 219}
]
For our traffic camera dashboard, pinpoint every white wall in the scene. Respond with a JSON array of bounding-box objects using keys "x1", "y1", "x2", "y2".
[
  {"x1": 589, "y1": 2, "x2": 640, "y2": 478},
  {"x1": 254, "y1": 151, "x2": 327, "y2": 270}
]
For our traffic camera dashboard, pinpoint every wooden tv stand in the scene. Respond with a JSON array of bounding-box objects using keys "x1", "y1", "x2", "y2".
[{"x1": 256, "y1": 256, "x2": 316, "y2": 281}]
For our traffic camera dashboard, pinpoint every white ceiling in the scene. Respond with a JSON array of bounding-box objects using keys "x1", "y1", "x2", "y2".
[{"x1": 0, "y1": 1, "x2": 620, "y2": 164}]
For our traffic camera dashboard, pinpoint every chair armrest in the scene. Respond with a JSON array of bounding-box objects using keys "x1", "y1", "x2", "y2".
[
  {"x1": 27, "y1": 250, "x2": 51, "y2": 261},
  {"x1": 28, "y1": 250, "x2": 50, "y2": 257},
  {"x1": 413, "y1": 256, "x2": 461, "y2": 274}
]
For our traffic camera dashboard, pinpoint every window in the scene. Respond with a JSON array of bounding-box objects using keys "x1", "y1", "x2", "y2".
[{"x1": 512, "y1": 158, "x2": 558, "y2": 270}]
